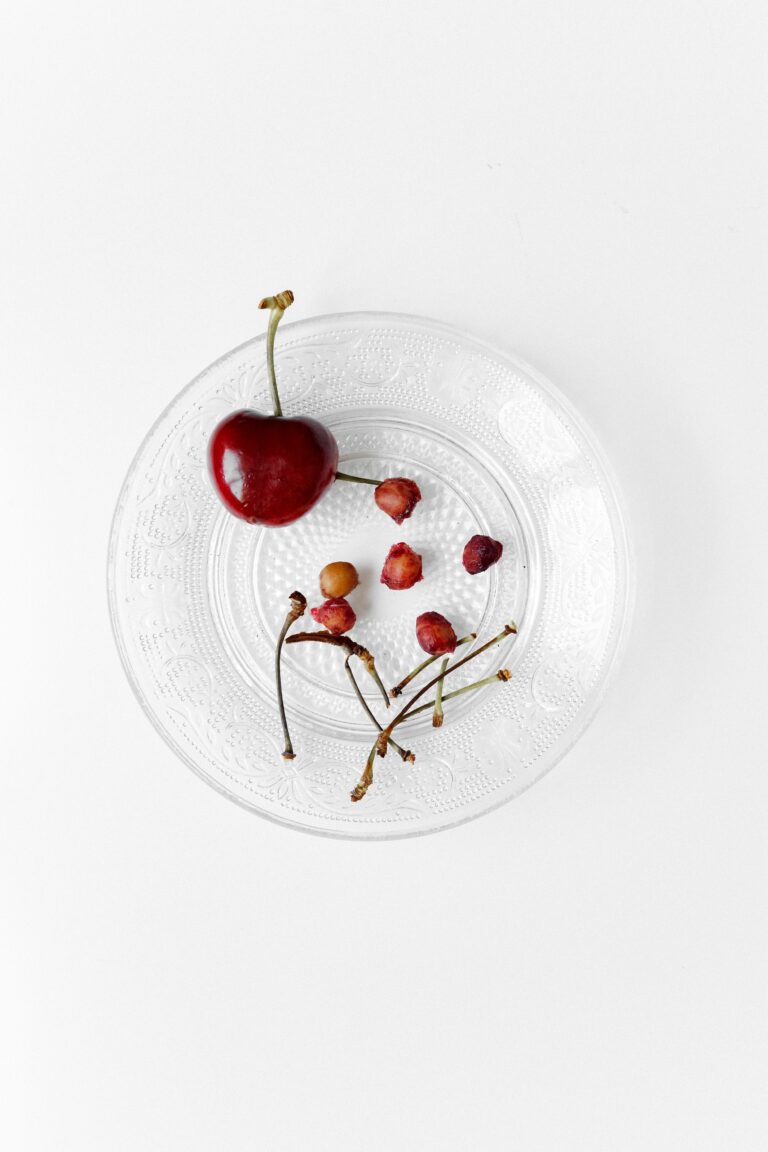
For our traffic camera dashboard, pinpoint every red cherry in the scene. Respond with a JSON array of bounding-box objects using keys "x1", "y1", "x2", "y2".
[
  {"x1": 208, "y1": 292, "x2": 391, "y2": 529},
  {"x1": 415, "y1": 612, "x2": 458, "y2": 656},
  {"x1": 380, "y1": 542, "x2": 424, "y2": 590},
  {"x1": 310, "y1": 597, "x2": 356, "y2": 635},
  {"x1": 208, "y1": 410, "x2": 339, "y2": 527},
  {"x1": 462, "y1": 534, "x2": 503, "y2": 574},
  {"x1": 374, "y1": 477, "x2": 422, "y2": 524}
]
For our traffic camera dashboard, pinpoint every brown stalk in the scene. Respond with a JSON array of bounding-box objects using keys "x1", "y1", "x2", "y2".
[
  {"x1": 344, "y1": 658, "x2": 414, "y2": 762},
  {"x1": 275, "y1": 591, "x2": 307, "y2": 759},
  {"x1": 286, "y1": 631, "x2": 390, "y2": 709}
]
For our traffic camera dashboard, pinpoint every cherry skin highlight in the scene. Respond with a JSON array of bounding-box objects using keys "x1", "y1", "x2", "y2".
[
  {"x1": 380, "y1": 542, "x2": 423, "y2": 590},
  {"x1": 415, "y1": 612, "x2": 458, "y2": 656},
  {"x1": 374, "y1": 477, "x2": 422, "y2": 524},
  {"x1": 462, "y1": 534, "x2": 503, "y2": 574},
  {"x1": 208, "y1": 410, "x2": 339, "y2": 527},
  {"x1": 310, "y1": 598, "x2": 356, "y2": 635}
]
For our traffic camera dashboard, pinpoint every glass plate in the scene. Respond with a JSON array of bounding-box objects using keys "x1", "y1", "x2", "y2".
[{"x1": 108, "y1": 313, "x2": 633, "y2": 838}]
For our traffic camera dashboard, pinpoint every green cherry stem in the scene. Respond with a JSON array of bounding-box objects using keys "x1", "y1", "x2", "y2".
[
  {"x1": 335, "y1": 471, "x2": 380, "y2": 486},
  {"x1": 432, "y1": 658, "x2": 449, "y2": 728},
  {"x1": 411, "y1": 668, "x2": 512, "y2": 720},
  {"x1": 344, "y1": 657, "x2": 413, "y2": 762},
  {"x1": 258, "y1": 290, "x2": 294, "y2": 418},
  {"x1": 390, "y1": 633, "x2": 476, "y2": 697},
  {"x1": 275, "y1": 590, "x2": 307, "y2": 760}
]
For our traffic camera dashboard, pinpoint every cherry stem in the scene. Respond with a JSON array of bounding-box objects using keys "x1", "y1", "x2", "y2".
[
  {"x1": 390, "y1": 633, "x2": 476, "y2": 697},
  {"x1": 432, "y1": 658, "x2": 448, "y2": 728},
  {"x1": 351, "y1": 622, "x2": 518, "y2": 802},
  {"x1": 275, "y1": 590, "x2": 307, "y2": 760},
  {"x1": 389, "y1": 623, "x2": 517, "y2": 734},
  {"x1": 286, "y1": 631, "x2": 390, "y2": 709},
  {"x1": 335, "y1": 471, "x2": 380, "y2": 486},
  {"x1": 344, "y1": 658, "x2": 414, "y2": 762},
  {"x1": 410, "y1": 669, "x2": 512, "y2": 720},
  {"x1": 351, "y1": 744, "x2": 377, "y2": 803},
  {"x1": 259, "y1": 290, "x2": 294, "y2": 418}
]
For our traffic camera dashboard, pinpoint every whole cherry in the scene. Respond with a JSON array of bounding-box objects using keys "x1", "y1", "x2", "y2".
[
  {"x1": 209, "y1": 409, "x2": 339, "y2": 527},
  {"x1": 208, "y1": 293, "x2": 339, "y2": 526}
]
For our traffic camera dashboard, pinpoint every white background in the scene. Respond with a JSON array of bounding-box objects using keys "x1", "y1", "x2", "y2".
[{"x1": 2, "y1": 2, "x2": 767, "y2": 1149}]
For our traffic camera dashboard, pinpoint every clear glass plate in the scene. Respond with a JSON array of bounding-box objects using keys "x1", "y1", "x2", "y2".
[{"x1": 108, "y1": 313, "x2": 633, "y2": 838}]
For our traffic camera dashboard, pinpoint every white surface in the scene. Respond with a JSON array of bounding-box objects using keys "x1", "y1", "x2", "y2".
[{"x1": 1, "y1": 2, "x2": 767, "y2": 1148}]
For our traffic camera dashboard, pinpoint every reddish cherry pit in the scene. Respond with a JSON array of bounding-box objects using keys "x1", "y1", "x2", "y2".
[
  {"x1": 380, "y1": 542, "x2": 423, "y2": 590},
  {"x1": 416, "y1": 612, "x2": 458, "y2": 656},
  {"x1": 462, "y1": 534, "x2": 503, "y2": 574},
  {"x1": 374, "y1": 477, "x2": 422, "y2": 524},
  {"x1": 311, "y1": 598, "x2": 356, "y2": 635}
]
